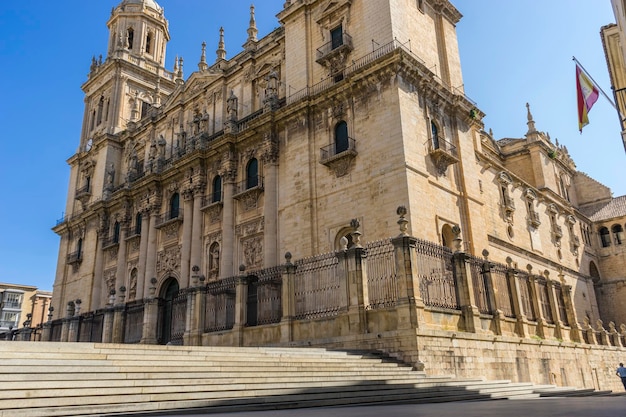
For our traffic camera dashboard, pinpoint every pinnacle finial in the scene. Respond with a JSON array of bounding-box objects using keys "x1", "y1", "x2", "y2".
[
  {"x1": 198, "y1": 41, "x2": 208, "y2": 71},
  {"x1": 216, "y1": 27, "x2": 227, "y2": 61},
  {"x1": 526, "y1": 102, "x2": 537, "y2": 135},
  {"x1": 247, "y1": 4, "x2": 258, "y2": 43}
]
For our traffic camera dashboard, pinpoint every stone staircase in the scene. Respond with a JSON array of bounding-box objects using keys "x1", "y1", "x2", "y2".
[{"x1": 0, "y1": 341, "x2": 617, "y2": 417}]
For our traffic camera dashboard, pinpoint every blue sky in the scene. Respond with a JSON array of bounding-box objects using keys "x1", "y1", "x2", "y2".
[{"x1": 0, "y1": 1, "x2": 622, "y2": 291}]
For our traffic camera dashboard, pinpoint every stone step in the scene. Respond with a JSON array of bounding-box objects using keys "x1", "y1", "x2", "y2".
[{"x1": 0, "y1": 342, "x2": 612, "y2": 417}]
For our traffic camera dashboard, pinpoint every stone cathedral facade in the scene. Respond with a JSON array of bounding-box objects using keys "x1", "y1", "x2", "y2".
[{"x1": 50, "y1": 0, "x2": 626, "y2": 388}]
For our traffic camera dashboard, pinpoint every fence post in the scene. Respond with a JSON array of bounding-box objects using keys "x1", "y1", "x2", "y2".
[
  {"x1": 233, "y1": 265, "x2": 249, "y2": 347},
  {"x1": 280, "y1": 252, "x2": 296, "y2": 343},
  {"x1": 61, "y1": 301, "x2": 75, "y2": 342},
  {"x1": 544, "y1": 271, "x2": 563, "y2": 340},
  {"x1": 140, "y1": 278, "x2": 159, "y2": 344},
  {"x1": 505, "y1": 258, "x2": 528, "y2": 338},
  {"x1": 184, "y1": 266, "x2": 204, "y2": 346},
  {"x1": 451, "y1": 227, "x2": 481, "y2": 333},
  {"x1": 41, "y1": 306, "x2": 54, "y2": 341},
  {"x1": 526, "y1": 266, "x2": 546, "y2": 338},
  {"x1": 112, "y1": 287, "x2": 126, "y2": 343},
  {"x1": 391, "y1": 206, "x2": 424, "y2": 329},
  {"x1": 345, "y1": 219, "x2": 369, "y2": 334},
  {"x1": 558, "y1": 270, "x2": 582, "y2": 343},
  {"x1": 481, "y1": 251, "x2": 503, "y2": 336},
  {"x1": 609, "y1": 322, "x2": 623, "y2": 347}
]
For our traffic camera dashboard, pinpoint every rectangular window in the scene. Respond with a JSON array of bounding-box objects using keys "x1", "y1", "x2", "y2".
[{"x1": 331, "y1": 25, "x2": 343, "y2": 50}]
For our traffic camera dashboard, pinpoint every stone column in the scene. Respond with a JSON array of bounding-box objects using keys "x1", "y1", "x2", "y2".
[
  {"x1": 233, "y1": 266, "x2": 248, "y2": 346},
  {"x1": 101, "y1": 305, "x2": 115, "y2": 343},
  {"x1": 60, "y1": 302, "x2": 74, "y2": 342},
  {"x1": 180, "y1": 191, "x2": 194, "y2": 288},
  {"x1": 505, "y1": 258, "x2": 528, "y2": 338},
  {"x1": 41, "y1": 307, "x2": 54, "y2": 341},
  {"x1": 545, "y1": 272, "x2": 563, "y2": 340},
  {"x1": 262, "y1": 150, "x2": 278, "y2": 268},
  {"x1": 558, "y1": 270, "x2": 582, "y2": 342},
  {"x1": 189, "y1": 193, "x2": 204, "y2": 281},
  {"x1": 450, "y1": 227, "x2": 481, "y2": 333},
  {"x1": 136, "y1": 211, "x2": 151, "y2": 299},
  {"x1": 183, "y1": 267, "x2": 204, "y2": 346},
  {"x1": 144, "y1": 215, "x2": 159, "y2": 299},
  {"x1": 140, "y1": 278, "x2": 159, "y2": 344},
  {"x1": 527, "y1": 266, "x2": 547, "y2": 339},
  {"x1": 345, "y1": 220, "x2": 368, "y2": 335},
  {"x1": 391, "y1": 206, "x2": 424, "y2": 330},
  {"x1": 114, "y1": 226, "x2": 128, "y2": 296},
  {"x1": 480, "y1": 251, "x2": 503, "y2": 335},
  {"x1": 91, "y1": 235, "x2": 105, "y2": 310},
  {"x1": 112, "y1": 287, "x2": 127, "y2": 343},
  {"x1": 221, "y1": 170, "x2": 237, "y2": 277},
  {"x1": 280, "y1": 252, "x2": 296, "y2": 343}
]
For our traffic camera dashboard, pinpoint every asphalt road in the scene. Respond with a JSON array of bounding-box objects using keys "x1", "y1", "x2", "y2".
[{"x1": 156, "y1": 397, "x2": 626, "y2": 417}]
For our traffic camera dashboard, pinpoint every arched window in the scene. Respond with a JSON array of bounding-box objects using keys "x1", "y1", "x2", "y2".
[
  {"x1": 334, "y1": 121, "x2": 349, "y2": 154},
  {"x1": 589, "y1": 261, "x2": 600, "y2": 283},
  {"x1": 431, "y1": 121, "x2": 440, "y2": 149},
  {"x1": 599, "y1": 227, "x2": 611, "y2": 247},
  {"x1": 441, "y1": 224, "x2": 456, "y2": 250},
  {"x1": 212, "y1": 175, "x2": 222, "y2": 203},
  {"x1": 77, "y1": 238, "x2": 83, "y2": 256},
  {"x1": 113, "y1": 221, "x2": 121, "y2": 244},
  {"x1": 169, "y1": 193, "x2": 180, "y2": 219},
  {"x1": 612, "y1": 224, "x2": 624, "y2": 245},
  {"x1": 96, "y1": 96, "x2": 104, "y2": 125},
  {"x1": 90, "y1": 110, "x2": 96, "y2": 131},
  {"x1": 127, "y1": 27, "x2": 134, "y2": 49},
  {"x1": 145, "y1": 32, "x2": 153, "y2": 54},
  {"x1": 246, "y1": 158, "x2": 259, "y2": 189},
  {"x1": 135, "y1": 212, "x2": 142, "y2": 235}
]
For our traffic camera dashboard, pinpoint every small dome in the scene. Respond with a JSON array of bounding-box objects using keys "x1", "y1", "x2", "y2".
[{"x1": 119, "y1": 0, "x2": 162, "y2": 12}]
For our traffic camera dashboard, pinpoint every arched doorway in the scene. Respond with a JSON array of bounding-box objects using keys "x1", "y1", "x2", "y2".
[{"x1": 158, "y1": 278, "x2": 180, "y2": 345}]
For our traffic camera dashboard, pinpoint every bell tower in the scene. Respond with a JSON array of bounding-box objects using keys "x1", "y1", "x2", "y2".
[{"x1": 79, "y1": 0, "x2": 175, "y2": 146}]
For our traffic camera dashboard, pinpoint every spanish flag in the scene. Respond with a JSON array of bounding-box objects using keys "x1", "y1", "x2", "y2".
[{"x1": 576, "y1": 63, "x2": 599, "y2": 132}]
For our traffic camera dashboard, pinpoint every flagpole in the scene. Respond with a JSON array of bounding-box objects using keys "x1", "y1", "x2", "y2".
[
  {"x1": 573, "y1": 56, "x2": 621, "y2": 114},
  {"x1": 573, "y1": 56, "x2": 626, "y2": 155}
]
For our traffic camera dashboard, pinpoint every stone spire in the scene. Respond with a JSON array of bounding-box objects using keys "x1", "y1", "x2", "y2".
[
  {"x1": 175, "y1": 56, "x2": 184, "y2": 84},
  {"x1": 526, "y1": 102, "x2": 537, "y2": 135},
  {"x1": 216, "y1": 27, "x2": 227, "y2": 62},
  {"x1": 198, "y1": 41, "x2": 208, "y2": 71},
  {"x1": 247, "y1": 5, "x2": 258, "y2": 43}
]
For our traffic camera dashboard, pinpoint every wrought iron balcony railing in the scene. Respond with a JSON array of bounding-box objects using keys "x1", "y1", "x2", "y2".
[
  {"x1": 66, "y1": 251, "x2": 82, "y2": 264},
  {"x1": 75, "y1": 184, "x2": 91, "y2": 199},
  {"x1": 155, "y1": 208, "x2": 184, "y2": 227},
  {"x1": 234, "y1": 175, "x2": 264, "y2": 197},
  {"x1": 320, "y1": 137, "x2": 357, "y2": 164},
  {"x1": 316, "y1": 32, "x2": 353, "y2": 63}
]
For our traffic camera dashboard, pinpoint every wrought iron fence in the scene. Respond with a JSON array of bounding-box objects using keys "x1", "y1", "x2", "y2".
[
  {"x1": 365, "y1": 239, "x2": 398, "y2": 310},
  {"x1": 124, "y1": 300, "x2": 145, "y2": 344},
  {"x1": 294, "y1": 251, "x2": 347, "y2": 319},
  {"x1": 490, "y1": 262, "x2": 515, "y2": 317},
  {"x1": 169, "y1": 290, "x2": 187, "y2": 345},
  {"x1": 554, "y1": 283, "x2": 569, "y2": 326},
  {"x1": 204, "y1": 277, "x2": 236, "y2": 332},
  {"x1": 415, "y1": 239, "x2": 459, "y2": 310},
  {"x1": 536, "y1": 277, "x2": 554, "y2": 324},
  {"x1": 255, "y1": 267, "x2": 283, "y2": 325},
  {"x1": 77, "y1": 311, "x2": 104, "y2": 342},
  {"x1": 468, "y1": 255, "x2": 493, "y2": 314},
  {"x1": 517, "y1": 272, "x2": 536, "y2": 321},
  {"x1": 50, "y1": 319, "x2": 63, "y2": 341}
]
